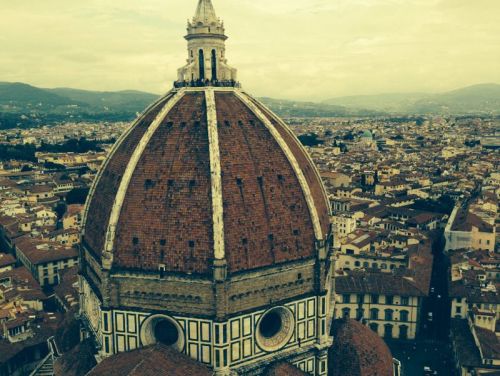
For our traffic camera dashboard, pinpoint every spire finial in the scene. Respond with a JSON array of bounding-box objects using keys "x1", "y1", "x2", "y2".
[{"x1": 193, "y1": 0, "x2": 218, "y2": 24}]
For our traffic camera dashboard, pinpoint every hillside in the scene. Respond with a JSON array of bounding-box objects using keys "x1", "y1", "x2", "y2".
[
  {"x1": 0, "y1": 81, "x2": 498, "y2": 129},
  {"x1": 258, "y1": 97, "x2": 379, "y2": 118},
  {"x1": 324, "y1": 84, "x2": 500, "y2": 114},
  {"x1": 47, "y1": 88, "x2": 159, "y2": 113},
  {"x1": 0, "y1": 82, "x2": 161, "y2": 128},
  {"x1": 0, "y1": 82, "x2": 80, "y2": 108},
  {"x1": 0, "y1": 82, "x2": 364, "y2": 129}
]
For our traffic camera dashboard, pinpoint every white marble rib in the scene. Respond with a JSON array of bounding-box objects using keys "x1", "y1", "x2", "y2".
[
  {"x1": 101, "y1": 89, "x2": 186, "y2": 268},
  {"x1": 205, "y1": 89, "x2": 226, "y2": 260},
  {"x1": 234, "y1": 91, "x2": 323, "y2": 240}
]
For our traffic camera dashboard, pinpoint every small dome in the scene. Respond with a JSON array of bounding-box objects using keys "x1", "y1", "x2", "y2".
[
  {"x1": 82, "y1": 88, "x2": 330, "y2": 276},
  {"x1": 329, "y1": 319, "x2": 394, "y2": 376},
  {"x1": 86, "y1": 344, "x2": 212, "y2": 376},
  {"x1": 361, "y1": 130, "x2": 373, "y2": 139}
]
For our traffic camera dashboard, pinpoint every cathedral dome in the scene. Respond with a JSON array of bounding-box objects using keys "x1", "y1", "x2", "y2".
[
  {"x1": 79, "y1": 1, "x2": 335, "y2": 373},
  {"x1": 82, "y1": 88, "x2": 330, "y2": 275}
]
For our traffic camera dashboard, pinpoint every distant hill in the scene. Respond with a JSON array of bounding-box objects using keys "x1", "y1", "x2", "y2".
[
  {"x1": 0, "y1": 82, "x2": 372, "y2": 129},
  {"x1": 324, "y1": 84, "x2": 500, "y2": 114},
  {"x1": 47, "y1": 87, "x2": 159, "y2": 113},
  {"x1": 0, "y1": 81, "x2": 499, "y2": 129},
  {"x1": 0, "y1": 82, "x2": 80, "y2": 107},
  {"x1": 258, "y1": 97, "x2": 379, "y2": 118},
  {"x1": 0, "y1": 82, "x2": 162, "y2": 128}
]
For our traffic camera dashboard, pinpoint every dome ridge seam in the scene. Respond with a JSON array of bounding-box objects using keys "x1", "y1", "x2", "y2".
[
  {"x1": 234, "y1": 91, "x2": 323, "y2": 240},
  {"x1": 81, "y1": 92, "x2": 174, "y2": 239},
  {"x1": 101, "y1": 89, "x2": 187, "y2": 269}
]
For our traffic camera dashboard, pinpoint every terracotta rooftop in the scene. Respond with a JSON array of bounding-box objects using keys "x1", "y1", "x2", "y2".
[
  {"x1": 329, "y1": 319, "x2": 394, "y2": 376},
  {"x1": 64, "y1": 204, "x2": 83, "y2": 218},
  {"x1": 54, "y1": 339, "x2": 97, "y2": 376},
  {"x1": 452, "y1": 207, "x2": 493, "y2": 233},
  {"x1": 0, "y1": 253, "x2": 15, "y2": 268},
  {"x1": 264, "y1": 362, "x2": 308, "y2": 376},
  {"x1": 15, "y1": 238, "x2": 78, "y2": 265},
  {"x1": 335, "y1": 271, "x2": 427, "y2": 297},
  {"x1": 86, "y1": 343, "x2": 212, "y2": 376},
  {"x1": 0, "y1": 266, "x2": 42, "y2": 291}
]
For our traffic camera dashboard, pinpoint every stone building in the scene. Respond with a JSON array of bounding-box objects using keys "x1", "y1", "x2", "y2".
[
  {"x1": 79, "y1": 0, "x2": 335, "y2": 375},
  {"x1": 334, "y1": 273, "x2": 424, "y2": 340}
]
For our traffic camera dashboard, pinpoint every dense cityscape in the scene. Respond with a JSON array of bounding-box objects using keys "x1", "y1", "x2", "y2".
[
  {"x1": 1, "y1": 0, "x2": 499, "y2": 375},
  {"x1": 0, "y1": 113, "x2": 498, "y2": 375}
]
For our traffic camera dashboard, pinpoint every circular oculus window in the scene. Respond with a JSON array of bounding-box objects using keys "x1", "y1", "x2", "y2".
[
  {"x1": 256, "y1": 306, "x2": 295, "y2": 352},
  {"x1": 140, "y1": 314, "x2": 185, "y2": 351}
]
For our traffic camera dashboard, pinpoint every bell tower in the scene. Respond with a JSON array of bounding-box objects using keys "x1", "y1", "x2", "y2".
[{"x1": 177, "y1": 0, "x2": 237, "y2": 84}]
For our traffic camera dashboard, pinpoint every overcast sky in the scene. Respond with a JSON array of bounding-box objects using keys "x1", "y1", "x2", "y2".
[{"x1": 1, "y1": 0, "x2": 499, "y2": 100}]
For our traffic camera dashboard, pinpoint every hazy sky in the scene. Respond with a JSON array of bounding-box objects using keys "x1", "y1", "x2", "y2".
[{"x1": 1, "y1": 0, "x2": 499, "y2": 100}]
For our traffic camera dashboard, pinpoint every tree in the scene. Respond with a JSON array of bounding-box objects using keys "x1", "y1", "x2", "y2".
[
  {"x1": 361, "y1": 174, "x2": 367, "y2": 187},
  {"x1": 44, "y1": 161, "x2": 66, "y2": 170},
  {"x1": 343, "y1": 132, "x2": 354, "y2": 141},
  {"x1": 55, "y1": 202, "x2": 67, "y2": 220},
  {"x1": 411, "y1": 195, "x2": 455, "y2": 215},
  {"x1": 38, "y1": 137, "x2": 104, "y2": 154},
  {"x1": 66, "y1": 188, "x2": 89, "y2": 205},
  {"x1": 298, "y1": 133, "x2": 324, "y2": 147},
  {"x1": 0, "y1": 144, "x2": 37, "y2": 162}
]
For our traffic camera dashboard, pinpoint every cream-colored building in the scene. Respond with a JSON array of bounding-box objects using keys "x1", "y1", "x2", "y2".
[
  {"x1": 331, "y1": 214, "x2": 357, "y2": 238},
  {"x1": 445, "y1": 206, "x2": 496, "y2": 252},
  {"x1": 14, "y1": 238, "x2": 79, "y2": 286},
  {"x1": 334, "y1": 273, "x2": 424, "y2": 340}
]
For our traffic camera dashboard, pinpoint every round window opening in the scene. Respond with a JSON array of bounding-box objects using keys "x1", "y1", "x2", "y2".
[
  {"x1": 154, "y1": 319, "x2": 179, "y2": 346},
  {"x1": 140, "y1": 314, "x2": 184, "y2": 351},
  {"x1": 259, "y1": 311, "x2": 282, "y2": 338},
  {"x1": 256, "y1": 307, "x2": 295, "y2": 352}
]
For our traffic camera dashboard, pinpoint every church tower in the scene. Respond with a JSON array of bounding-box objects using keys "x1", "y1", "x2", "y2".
[{"x1": 79, "y1": 1, "x2": 334, "y2": 375}]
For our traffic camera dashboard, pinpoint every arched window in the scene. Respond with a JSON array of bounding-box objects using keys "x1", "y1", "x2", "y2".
[
  {"x1": 211, "y1": 49, "x2": 217, "y2": 81},
  {"x1": 198, "y1": 50, "x2": 205, "y2": 80},
  {"x1": 369, "y1": 323, "x2": 379, "y2": 333},
  {"x1": 370, "y1": 308, "x2": 379, "y2": 320},
  {"x1": 400, "y1": 310, "x2": 409, "y2": 322},
  {"x1": 385, "y1": 309, "x2": 393, "y2": 321}
]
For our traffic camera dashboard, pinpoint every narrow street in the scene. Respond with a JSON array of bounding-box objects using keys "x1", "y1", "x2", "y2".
[
  {"x1": 388, "y1": 230, "x2": 456, "y2": 375},
  {"x1": 423, "y1": 230, "x2": 451, "y2": 341}
]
